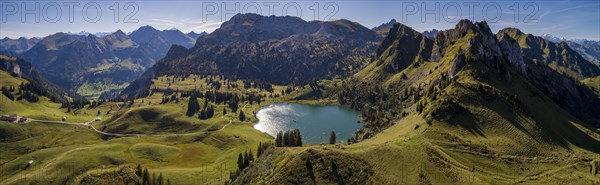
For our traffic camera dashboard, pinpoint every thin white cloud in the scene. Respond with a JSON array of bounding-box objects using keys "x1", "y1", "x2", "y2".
[
  {"x1": 539, "y1": 3, "x2": 599, "y2": 21},
  {"x1": 184, "y1": 21, "x2": 223, "y2": 33},
  {"x1": 140, "y1": 18, "x2": 223, "y2": 33}
]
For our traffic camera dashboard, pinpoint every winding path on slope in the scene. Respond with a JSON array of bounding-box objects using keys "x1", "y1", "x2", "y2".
[{"x1": 27, "y1": 118, "x2": 233, "y2": 137}]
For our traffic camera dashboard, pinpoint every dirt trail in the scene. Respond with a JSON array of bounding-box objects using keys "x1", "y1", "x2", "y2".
[{"x1": 27, "y1": 118, "x2": 233, "y2": 137}]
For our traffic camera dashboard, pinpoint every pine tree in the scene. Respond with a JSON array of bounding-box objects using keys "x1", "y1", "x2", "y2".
[
  {"x1": 276, "y1": 132, "x2": 283, "y2": 147},
  {"x1": 199, "y1": 109, "x2": 207, "y2": 120},
  {"x1": 248, "y1": 149, "x2": 254, "y2": 161},
  {"x1": 329, "y1": 131, "x2": 336, "y2": 144},
  {"x1": 135, "y1": 164, "x2": 142, "y2": 177},
  {"x1": 152, "y1": 172, "x2": 156, "y2": 185},
  {"x1": 158, "y1": 173, "x2": 164, "y2": 185},
  {"x1": 237, "y1": 153, "x2": 244, "y2": 170},
  {"x1": 186, "y1": 94, "x2": 200, "y2": 116},
  {"x1": 257, "y1": 142, "x2": 263, "y2": 156},
  {"x1": 239, "y1": 110, "x2": 246, "y2": 121},
  {"x1": 297, "y1": 129, "x2": 303, "y2": 146},
  {"x1": 243, "y1": 150, "x2": 250, "y2": 167},
  {"x1": 142, "y1": 168, "x2": 149, "y2": 185},
  {"x1": 207, "y1": 105, "x2": 214, "y2": 118},
  {"x1": 223, "y1": 107, "x2": 227, "y2": 115},
  {"x1": 283, "y1": 131, "x2": 289, "y2": 146}
]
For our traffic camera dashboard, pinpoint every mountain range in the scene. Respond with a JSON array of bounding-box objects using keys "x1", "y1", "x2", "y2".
[
  {"x1": 500, "y1": 28, "x2": 600, "y2": 80},
  {"x1": 0, "y1": 37, "x2": 41, "y2": 53},
  {"x1": 232, "y1": 18, "x2": 600, "y2": 184},
  {"x1": 0, "y1": 55, "x2": 76, "y2": 103},
  {"x1": 0, "y1": 26, "x2": 198, "y2": 99},
  {"x1": 1, "y1": 13, "x2": 600, "y2": 184},
  {"x1": 541, "y1": 33, "x2": 600, "y2": 65},
  {"x1": 120, "y1": 13, "x2": 381, "y2": 99}
]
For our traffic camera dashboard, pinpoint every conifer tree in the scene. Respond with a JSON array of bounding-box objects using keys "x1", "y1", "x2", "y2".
[
  {"x1": 329, "y1": 131, "x2": 336, "y2": 144},
  {"x1": 239, "y1": 110, "x2": 246, "y2": 121}
]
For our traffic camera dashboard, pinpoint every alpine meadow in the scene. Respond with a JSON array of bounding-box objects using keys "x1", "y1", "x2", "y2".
[{"x1": 1, "y1": 1, "x2": 599, "y2": 185}]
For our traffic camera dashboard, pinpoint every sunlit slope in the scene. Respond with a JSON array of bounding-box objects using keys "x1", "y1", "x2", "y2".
[
  {"x1": 230, "y1": 20, "x2": 600, "y2": 185},
  {"x1": 0, "y1": 71, "x2": 277, "y2": 184}
]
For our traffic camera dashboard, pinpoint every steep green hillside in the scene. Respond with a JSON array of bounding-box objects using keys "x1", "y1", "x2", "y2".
[
  {"x1": 499, "y1": 28, "x2": 600, "y2": 80},
  {"x1": 582, "y1": 76, "x2": 600, "y2": 93},
  {"x1": 1, "y1": 69, "x2": 340, "y2": 184},
  {"x1": 228, "y1": 20, "x2": 600, "y2": 184}
]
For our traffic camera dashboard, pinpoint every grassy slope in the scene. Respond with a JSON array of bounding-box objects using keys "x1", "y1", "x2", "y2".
[
  {"x1": 231, "y1": 29, "x2": 600, "y2": 184},
  {"x1": 582, "y1": 76, "x2": 600, "y2": 93},
  {"x1": 3, "y1": 50, "x2": 599, "y2": 184},
  {"x1": 0, "y1": 73, "x2": 282, "y2": 184}
]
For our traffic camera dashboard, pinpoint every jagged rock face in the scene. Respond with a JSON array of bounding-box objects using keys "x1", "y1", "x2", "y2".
[
  {"x1": 422, "y1": 29, "x2": 439, "y2": 39},
  {"x1": 372, "y1": 19, "x2": 398, "y2": 31},
  {"x1": 497, "y1": 33, "x2": 526, "y2": 74},
  {"x1": 498, "y1": 28, "x2": 600, "y2": 80},
  {"x1": 432, "y1": 20, "x2": 503, "y2": 63},
  {"x1": 447, "y1": 53, "x2": 464, "y2": 78},
  {"x1": 346, "y1": 19, "x2": 600, "y2": 133},
  {"x1": 375, "y1": 23, "x2": 433, "y2": 73}
]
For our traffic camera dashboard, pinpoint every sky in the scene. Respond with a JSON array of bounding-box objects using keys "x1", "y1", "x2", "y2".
[{"x1": 0, "y1": 0, "x2": 598, "y2": 40}]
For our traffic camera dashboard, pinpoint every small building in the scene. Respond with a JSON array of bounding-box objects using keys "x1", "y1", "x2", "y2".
[{"x1": 0, "y1": 114, "x2": 18, "y2": 122}]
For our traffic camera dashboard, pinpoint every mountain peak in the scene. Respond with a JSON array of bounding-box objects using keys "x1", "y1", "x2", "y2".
[
  {"x1": 497, "y1": 27, "x2": 525, "y2": 38},
  {"x1": 372, "y1": 19, "x2": 399, "y2": 31},
  {"x1": 456, "y1": 19, "x2": 474, "y2": 29},
  {"x1": 372, "y1": 22, "x2": 433, "y2": 73},
  {"x1": 202, "y1": 13, "x2": 320, "y2": 44},
  {"x1": 187, "y1": 31, "x2": 208, "y2": 40},
  {"x1": 540, "y1": 33, "x2": 566, "y2": 43},
  {"x1": 423, "y1": 29, "x2": 440, "y2": 38},
  {"x1": 136, "y1": 25, "x2": 159, "y2": 33},
  {"x1": 129, "y1": 25, "x2": 162, "y2": 44}
]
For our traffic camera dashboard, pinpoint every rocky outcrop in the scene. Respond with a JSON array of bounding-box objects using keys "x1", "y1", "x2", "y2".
[{"x1": 497, "y1": 33, "x2": 526, "y2": 74}]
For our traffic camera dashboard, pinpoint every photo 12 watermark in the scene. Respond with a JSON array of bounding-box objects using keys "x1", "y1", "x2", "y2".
[
  {"x1": 1, "y1": 1, "x2": 139, "y2": 23},
  {"x1": 397, "y1": 1, "x2": 539, "y2": 23},
  {"x1": 0, "y1": 1, "x2": 542, "y2": 26}
]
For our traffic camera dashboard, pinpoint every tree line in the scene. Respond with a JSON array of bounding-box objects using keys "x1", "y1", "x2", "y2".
[
  {"x1": 275, "y1": 129, "x2": 303, "y2": 147},
  {"x1": 135, "y1": 164, "x2": 171, "y2": 185},
  {"x1": 227, "y1": 142, "x2": 274, "y2": 183},
  {"x1": 1, "y1": 83, "x2": 48, "y2": 103}
]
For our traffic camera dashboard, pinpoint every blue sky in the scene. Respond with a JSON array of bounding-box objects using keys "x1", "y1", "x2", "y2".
[{"x1": 1, "y1": 0, "x2": 598, "y2": 40}]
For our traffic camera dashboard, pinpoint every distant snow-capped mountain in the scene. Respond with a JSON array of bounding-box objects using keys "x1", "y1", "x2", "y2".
[
  {"x1": 67, "y1": 31, "x2": 114, "y2": 38},
  {"x1": 540, "y1": 33, "x2": 600, "y2": 65},
  {"x1": 540, "y1": 33, "x2": 565, "y2": 43}
]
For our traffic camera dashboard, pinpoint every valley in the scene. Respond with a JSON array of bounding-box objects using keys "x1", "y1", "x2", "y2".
[{"x1": 1, "y1": 10, "x2": 599, "y2": 185}]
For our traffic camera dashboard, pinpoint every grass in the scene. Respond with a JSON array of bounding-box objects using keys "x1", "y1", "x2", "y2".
[
  {"x1": 2, "y1": 60, "x2": 600, "y2": 185},
  {"x1": 582, "y1": 76, "x2": 600, "y2": 93},
  {"x1": 228, "y1": 28, "x2": 600, "y2": 184},
  {"x1": 0, "y1": 73, "x2": 280, "y2": 184}
]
